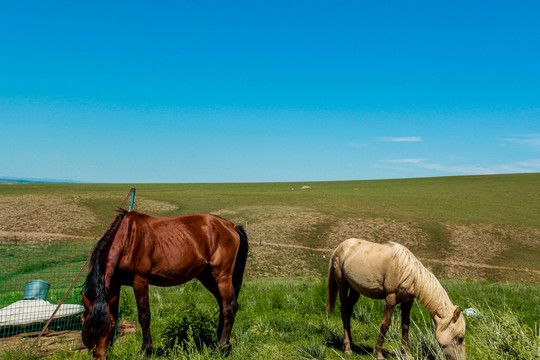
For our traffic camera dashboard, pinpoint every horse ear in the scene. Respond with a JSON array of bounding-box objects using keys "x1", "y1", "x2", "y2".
[
  {"x1": 452, "y1": 306, "x2": 461, "y2": 322},
  {"x1": 81, "y1": 294, "x2": 92, "y2": 310}
]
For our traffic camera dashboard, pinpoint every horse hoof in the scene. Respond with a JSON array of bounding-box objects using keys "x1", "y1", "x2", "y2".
[
  {"x1": 344, "y1": 348, "x2": 352, "y2": 355},
  {"x1": 141, "y1": 347, "x2": 153, "y2": 357}
]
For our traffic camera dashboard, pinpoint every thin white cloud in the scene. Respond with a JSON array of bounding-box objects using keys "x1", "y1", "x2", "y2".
[
  {"x1": 347, "y1": 142, "x2": 367, "y2": 148},
  {"x1": 383, "y1": 158, "x2": 424, "y2": 164},
  {"x1": 418, "y1": 163, "x2": 497, "y2": 175},
  {"x1": 504, "y1": 134, "x2": 540, "y2": 150},
  {"x1": 376, "y1": 136, "x2": 422, "y2": 142},
  {"x1": 516, "y1": 159, "x2": 540, "y2": 169},
  {"x1": 493, "y1": 164, "x2": 532, "y2": 173},
  {"x1": 379, "y1": 158, "x2": 540, "y2": 176}
]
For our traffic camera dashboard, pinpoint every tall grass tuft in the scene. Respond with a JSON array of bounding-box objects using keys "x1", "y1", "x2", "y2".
[
  {"x1": 297, "y1": 339, "x2": 327, "y2": 359},
  {"x1": 468, "y1": 308, "x2": 540, "y2": 359},
  {"x1": 160, "y1": 304, "x2": 217, "y2": 351}
]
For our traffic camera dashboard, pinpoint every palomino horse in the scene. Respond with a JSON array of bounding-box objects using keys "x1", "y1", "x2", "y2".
[
  {"x1": 81, "y1": 210, "x2": 248, "y2": 359},
  {"x1": 327, "y1": 239, "x2": 466, "y2": 360}
]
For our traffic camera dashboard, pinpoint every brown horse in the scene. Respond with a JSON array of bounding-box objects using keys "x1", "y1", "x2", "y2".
[
  {"x1": 327, "y1": 238, "x2": 466, "y2": 360},
  {"x1": 81, "y1": 210, "x2": 248, "y2": 359}
]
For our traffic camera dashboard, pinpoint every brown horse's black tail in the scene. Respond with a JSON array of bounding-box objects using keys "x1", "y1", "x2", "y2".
[{"x1": 233, "y1": 225, "x2": 248, "y2": 299}]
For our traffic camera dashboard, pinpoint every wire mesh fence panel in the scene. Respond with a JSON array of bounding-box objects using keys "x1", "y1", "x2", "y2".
[{"x1": 0, "y1": 242, "x2": 92, "y2": 338}]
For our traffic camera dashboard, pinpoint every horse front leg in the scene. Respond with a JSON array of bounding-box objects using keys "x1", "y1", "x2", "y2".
[
  {"x1": 401, "y1": 300, "x2": 413, "y2": 354},
  {"x1": 133, "y1": 276, "x2": 152, "y2": 357},
  {"x1": 376, "y1": 294, "x2": 396, "y2": 360},
  {"x1": 107, "y1": 283, "x2": 121, "y2": 347}
]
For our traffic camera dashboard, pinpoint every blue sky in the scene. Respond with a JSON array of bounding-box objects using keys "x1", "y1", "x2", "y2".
[{"x1": 1, "y1": 1, "x2": 539, "y2": 183}]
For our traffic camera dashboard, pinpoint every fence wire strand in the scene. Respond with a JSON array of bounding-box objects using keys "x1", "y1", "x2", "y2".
[{"x1": 0, "y1": 188, "x2": 135, "y2": 355}]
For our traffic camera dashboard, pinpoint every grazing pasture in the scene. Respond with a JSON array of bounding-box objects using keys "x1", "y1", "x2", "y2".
[
  {"x1": 2, "y1": 279, "x2": 539, "y2": 359},
  {"x1": 0, "y1": 173, "x2": 539, "y2": 358}
]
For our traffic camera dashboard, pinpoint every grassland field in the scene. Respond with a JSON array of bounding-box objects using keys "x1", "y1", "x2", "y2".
[{"x1": 0, "y1": 173, "x2": 539, "y2": 359}]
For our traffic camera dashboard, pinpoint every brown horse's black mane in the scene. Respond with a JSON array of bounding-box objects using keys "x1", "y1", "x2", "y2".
[
  {"x1": 82, "y1": 209, "x2": 127, "y2": 338},
  {"x1": 84, "y1": 209, "x2": 127, "y2": 300}
]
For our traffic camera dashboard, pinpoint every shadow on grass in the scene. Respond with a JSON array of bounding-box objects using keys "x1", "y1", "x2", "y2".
[
  {"x1": 325, "y1": 331, "x2": 397, "y2": 358},
  {"x1": 152, "y1": 342, "x2": 230, "y2": 358}
]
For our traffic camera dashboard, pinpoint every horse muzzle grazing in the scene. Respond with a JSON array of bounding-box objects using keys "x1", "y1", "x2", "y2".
[
  {"x1": 436, "y1": 308, "x2": 467, "y2": 360},
  {"x1": 81, "y1": 294, "x2": 117, "y2": 359}
]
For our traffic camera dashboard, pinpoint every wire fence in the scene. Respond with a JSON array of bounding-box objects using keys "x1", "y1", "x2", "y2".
[{"x1": 0, "y1": 242, "x2": 92, "y2": 338}]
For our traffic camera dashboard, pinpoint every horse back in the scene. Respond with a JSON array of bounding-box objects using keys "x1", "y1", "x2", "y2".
[
  {"x1": 332, "y1": 239, "x2": 398, "y2": 299},
  {"x1": 112, "y1": 212, "x2": 240, "y2": 286}
]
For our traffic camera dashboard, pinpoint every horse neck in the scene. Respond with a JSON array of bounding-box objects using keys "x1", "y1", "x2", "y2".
[
  {"x1": 413, "y1": 268, "x2": 455, "y2": 320},
  {"x1": 393, "y1": 244, "x2": 455, "y2": 320}
]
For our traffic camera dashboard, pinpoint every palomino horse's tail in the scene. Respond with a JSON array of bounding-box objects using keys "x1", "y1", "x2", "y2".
[
  {"x1": 233, "y1": 225, "x2": 249, "y2": 299},
  {"x1": 326, "y1": 258, "x2": 338, "y2": 313},
  {"x1": 82, "y1": 209, "x2": 127, "y2": 339}
]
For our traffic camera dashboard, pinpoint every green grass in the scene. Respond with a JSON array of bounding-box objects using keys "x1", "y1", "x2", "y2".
[
  {"x1": 3, "y1": 278, "x2": 538, "y2": 359},
  {"x1": 0, "y1": 243, "x2": 90, "y2": 307},
  {"x1": 1, "y1": 173, "x2": 539, "y2": 227},
  {"x1": 1, "y1": 174, "x2": 539, "y2": 357}
]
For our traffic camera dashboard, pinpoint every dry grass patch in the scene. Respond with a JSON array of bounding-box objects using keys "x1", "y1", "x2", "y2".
[
  {"x1": 130, "y1": 197, "x2": 179, "y2": 214},
  {"x1": 0, "y1": 329, "x2": 85, "y2": 357},
  {"x1": 0, "y1": 195, "x2": 97, "y2": 235},
  {"x1": 325, "y1": 217, "x2": 429, "y2": 250},
  {"x1": 494, "y1": 224, "x2": 540, "y2": 248},
  {"x1": 444, "y1": 223, "x2": 507, "y2": 265},
  {"x1": 212, "y1": 206, "x2": 325, "y2": 247},
  {"x1": 443, "y1": 222, "x2": 540, "y2": 269},
  {"x1": 244, "y1": 212, "x2": 324, "y2": 246},
  {"x1": 245, "y1": 243, "x2": 321, "y2": 278},
  {"x1": 0, "y1": 230, "x2": 92, "y2": 244},
  {"x1": 0, "y1": 194, "x2": 178, "y2": 244}
]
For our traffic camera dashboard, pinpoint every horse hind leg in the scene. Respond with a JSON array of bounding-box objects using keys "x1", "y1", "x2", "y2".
[
  {"x1": 344, "y1": 287, "x2": 360, "y2": 353},
  {"x1": 215, "y1": 280, "x2": 238, "y2": 348},
  {"x1": 197, "y1": 270, "x2": 238, "y2": 348},
  {"x1": 336, "y1": 273, "x2": 356, "y2": 354}
]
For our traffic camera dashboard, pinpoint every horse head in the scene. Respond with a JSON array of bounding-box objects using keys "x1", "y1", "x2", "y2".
[
  {"x1": 81, "y1": 294, "x2": 118, "y2": 359},
  {"x1": 435, "y1": 306, "x2": 467, "y2": 360}
]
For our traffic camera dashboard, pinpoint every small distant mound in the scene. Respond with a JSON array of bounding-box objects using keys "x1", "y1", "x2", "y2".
[{"x1": 301, "y1": 185, "x2": 312, "y2": 190}]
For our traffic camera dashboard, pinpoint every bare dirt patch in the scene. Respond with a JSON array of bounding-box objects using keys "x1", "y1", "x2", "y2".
[
  {"x1": 245, "y1": 243, "x2": 321, "y2": 278},
  {"x1": 0, "y1": 321, "x2": 136, "y2": 357},
  {"x1": 433, "y1": 222, "x2": 540, "y2": 280},
  {"x1": 443, "y1": 223, "x2": 506, "y2": 265},
  {"x1": 492, "y1": 224, "x2": 540, "y2": 248},
  {"x1": 325, "y1": 217, "x2": 429, "y2": 250},
  {"x1": 0, "y1": 329, "x2": 85, "y2": 357},
  {"x1": 0, "y1": 194, "x2": 178, "y2": 244},
  {"x1": 443, "y1": 222, "x2": 540, "y2": 266},
  {"x1": 130, "y1": 197, "x2": 178, "y2": 214},
  {"x1": 0, "y1": 195, "x2": 97, "y2": 235},
  {"x1": 246, "y1": 211, "x2": 324, "y2": 246},
  {"x1": 0, "y1": 230, "x2": 93, "y2": 244},
  {"x1": 213, "y1": 206, "x2": 326, "y2": 247}
]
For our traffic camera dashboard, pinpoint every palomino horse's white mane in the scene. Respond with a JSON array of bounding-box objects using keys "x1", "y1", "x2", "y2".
[{"x1": 389, "y1": 242, "x2": 454, "y2": 318}]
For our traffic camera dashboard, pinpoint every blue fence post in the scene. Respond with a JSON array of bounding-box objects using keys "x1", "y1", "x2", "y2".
[{"x1": 129, "y1": 188, "x2": 136, "y2": 212}]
